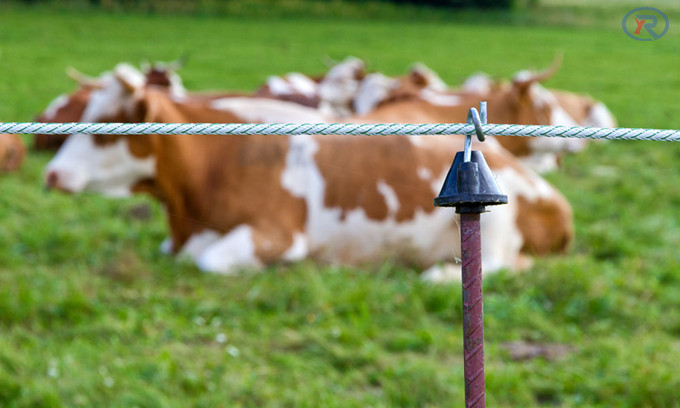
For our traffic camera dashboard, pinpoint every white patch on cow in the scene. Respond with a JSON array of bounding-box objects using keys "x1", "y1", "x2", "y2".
[
  {"x1": 407, "y1": 135, "x2": 423, "y2": 146},
  {"x1": 159, "y1": 237, "x2": 173, "y2": 254},
  {"x1": 513, "y1": 70, "x2": 533, "y2": 83},
  {"x1": 478, "y1": 197, "x2": 522, "y2": 272},
  {"x1": 45, "y1": 133, "x2": 155, "y2": 196},
  {"x1": 286, "y1": 73, "x2": 318, "y2": 98},
  {"x1": 195, "y1": 225, "x2": 261, "y2": 274},
  {"x1": 421, "y1": 262, "x2": 461, "y2": 283},
  {"x1": 166, "y1": 70, "x2": 186, "y2": 99},
  {"x1": 282, "y1": 232, "x2": 309, "y2": 261},
  {"x1": 417, "y1": 166, "x2": 432, "y2": 181},
  {"x1": 495, "y1": 166, "x2": 554, "y2": 203},
  {"x1": 210, "y1": 97, "x2": 327, "y2": 123},
  {"x1": 179, "y1": 230, "x2": 222, "y2": 260},
  {"x1": 518, "y1": 154, "x2": 560, "y2": 174},
  {"x1": 585, "y1": 102, "x2": 616, "y2": 128},
  {"x1": 318, "y1": 57, "x2": 364, "y2": 118},
  {"x1": 462, "y1": 72, "x2": 492, "y2": 95},
  {"x1": 353, "y1": 73, "x2": 398, "y2": 115},
  {"x1": 419, "y1": 89, "x2": 461, "y2": 106},
  {"x1": 376, "y1": 180, "x2": 400, "y2": 216},
  {"x1": 281, "y1": 135, "x2": 318, "y2": 198},
  {"x1": 266, "y1": 76, "x2": 293, "y2": 95},
  {"x1": 80, "y1": 65, "x2": 145, "y2": 123},
  {"x1": 42, "y1": 94, "x2": 70, "y2": 120}
]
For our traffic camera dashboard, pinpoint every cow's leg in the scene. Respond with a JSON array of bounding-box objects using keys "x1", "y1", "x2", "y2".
[
  {"x1": 195, "y1": 225, "x2": 309, "y2": 274},
  {"x1": 159, "y1": 237, "x2": 173, "y2": 255},
  {"x1": 195, "y1": 225, "x2": 262, "y2": 274},
  {"x1": 421, "y1": 262, "x2": 461, "y2": 283}
]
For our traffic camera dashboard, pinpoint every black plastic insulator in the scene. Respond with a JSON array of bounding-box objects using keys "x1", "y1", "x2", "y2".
[{"x1": 434, "y1": 150, "x2": 508, "y2": 214}]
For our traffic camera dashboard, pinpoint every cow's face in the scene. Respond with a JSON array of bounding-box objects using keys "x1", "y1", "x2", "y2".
[
  {"x1": 318, "y1": 57, "x2": 365, "y2": 117},
  {"x1": 45, "y1": 64, "x2": 156, "y2": 197}
]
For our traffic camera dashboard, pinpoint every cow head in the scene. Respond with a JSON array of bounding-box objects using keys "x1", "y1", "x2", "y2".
[
  {"x1": 34, "y1": 62, "x2": 187, "y2": 151},
  {"x1": 45, "y1": 64, "x2": 156, "y2": 197},
  {"x1": 318, "y1": 56, "x2": 366, "y2": 117},
  {"x1": 352, "y1": 63, "x2": 453, "y2": 115},
  {"x1": 141, "y1": 59, "x2": 186, "y2": 99}
]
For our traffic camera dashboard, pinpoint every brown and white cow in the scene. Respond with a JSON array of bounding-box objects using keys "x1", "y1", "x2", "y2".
[
  {"x1": 353, "y1": 59, "x2": 615, "y2": 173},
  {"x1": 46, "y1": 64, "x2": 573, "y2": 280},
  {"x1": 460, "y1": 68, "x2": 617, "y2": 172},
  {"x1": 0, "y1": 134, "x2": 26, "y2": 172},
  {"x1": 45, "y1": 64, "x2": 328, "y2": 197}
]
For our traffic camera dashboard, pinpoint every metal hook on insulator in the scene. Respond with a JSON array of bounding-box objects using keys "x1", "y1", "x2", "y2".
[
  {"x1": 464, "y1": 102, "x2": 486, "y2": 162},
  {"x1": 435, "y1": 101, "x2": 505, "y2": 213}
]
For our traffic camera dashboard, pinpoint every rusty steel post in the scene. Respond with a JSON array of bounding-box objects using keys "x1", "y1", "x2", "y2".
[
  {"x1": 461, "y1": 212, "x2": 485, "y2": 407},
  {"x1": 434, "y1": 103, "x2": 506, "y2": 408}
]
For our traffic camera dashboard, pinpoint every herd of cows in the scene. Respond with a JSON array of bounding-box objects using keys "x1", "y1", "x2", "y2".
[{"x1": 0, "y1": 56, "x2": 617, "y2": 281}]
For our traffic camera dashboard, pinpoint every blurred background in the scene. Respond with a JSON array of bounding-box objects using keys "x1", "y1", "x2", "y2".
[{"x1": 1, "y1": 0, "x2": 680, "y2": 407}]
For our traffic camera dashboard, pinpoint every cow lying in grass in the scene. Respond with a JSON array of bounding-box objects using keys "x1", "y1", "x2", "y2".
[
  {"x1": 350, "y1": 57, "x2": 617, "y2": 173},
  {"x1": 0, "y1": 134, "x2": 25, "y2": 172},
  {"x1": 45, "y1": 64, "x2": 573, "y2": 281}
]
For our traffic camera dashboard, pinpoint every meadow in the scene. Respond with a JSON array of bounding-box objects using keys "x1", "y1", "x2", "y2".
[{"x1": 1, "y1": 3, "x2": 680, "y2": 407}]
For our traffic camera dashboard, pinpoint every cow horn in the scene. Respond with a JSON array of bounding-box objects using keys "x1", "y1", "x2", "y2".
[
  {"x1": 66, "y1": 67, "x2": 103, "y2": 88},
  {"x1": 533, "y1": 51, "x2": 563, "y2": 83},
  {"x1": 322, "y1": 55, "x2": 340, "y2": 68},
  {"x1": 513, "y1": 52, "x2": 563, "y2": 86},
  {"x1": 167, "y1": 53, "x2": 189, "y2": 71},
  {"x1": 140, "y1": 60, "x2": 151, "y2": 73}
]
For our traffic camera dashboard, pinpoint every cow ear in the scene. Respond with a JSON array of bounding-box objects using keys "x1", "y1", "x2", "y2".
[
  {"x1": 114, "y1": 64, "x2": 146, "y2": 94},
  {"x1": 408, "y1": 69, "x2": 429, "y2": 88}
]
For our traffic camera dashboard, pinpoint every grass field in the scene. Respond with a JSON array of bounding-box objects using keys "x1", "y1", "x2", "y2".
[{"x1": 1, "y1": 3, "x2": 680, "y2": 407}]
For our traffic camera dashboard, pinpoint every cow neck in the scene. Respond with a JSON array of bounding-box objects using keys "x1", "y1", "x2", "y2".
[{"x1": 142, "y1": 90, "x2": 307, "y2": 256}]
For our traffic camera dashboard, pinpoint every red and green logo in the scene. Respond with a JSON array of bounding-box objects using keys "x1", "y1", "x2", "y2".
[{"x1": 622, "y1": 7, "x2": 669, "y2": 41}]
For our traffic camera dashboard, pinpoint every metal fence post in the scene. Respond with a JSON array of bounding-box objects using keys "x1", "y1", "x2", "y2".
[{"x1": 434, "y1": 102, "x2": 507, "y2": 408}]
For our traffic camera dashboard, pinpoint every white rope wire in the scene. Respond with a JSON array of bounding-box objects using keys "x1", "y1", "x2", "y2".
[{"x1": 2, "y1": 122, "x2": 680, "y2": 141}]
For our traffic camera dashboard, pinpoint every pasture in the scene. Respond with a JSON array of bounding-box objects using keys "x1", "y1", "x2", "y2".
[{"x1": 2, "y1": 3, "x2": 680, "y2": 407}]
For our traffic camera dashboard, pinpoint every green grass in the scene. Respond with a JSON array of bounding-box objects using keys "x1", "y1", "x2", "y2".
[{"x1": 2, "y1": 4, "x2": 680, "y2": 407}]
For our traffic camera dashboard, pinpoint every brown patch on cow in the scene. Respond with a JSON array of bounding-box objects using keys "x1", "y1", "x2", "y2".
[
  {"x1": 0, "y1": 134, "x2": 26, "y2": 172},
  {"x1": 131, "y1": 178, "x2": 165, "y2": 201},
  {"x1": 144, "y1": 68, "x2": 173, "y2": 88},
  {"x1": 34, "y1": 87, "x2": 93, "y2": 151},
  {"x1": 516, "y1": 194, "x2": 573, "y2": 255},
  {"x1": 314, "y1": 132, "x2": 464, "y2": 223},
  {"x1": 138, "y1": 89, "x2": 308, "y2": 260}
]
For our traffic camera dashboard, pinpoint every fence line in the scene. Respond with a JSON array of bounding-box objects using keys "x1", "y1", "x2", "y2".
[{"x1": 3, "y1": 122, "x2": 680, "y2": 142}]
